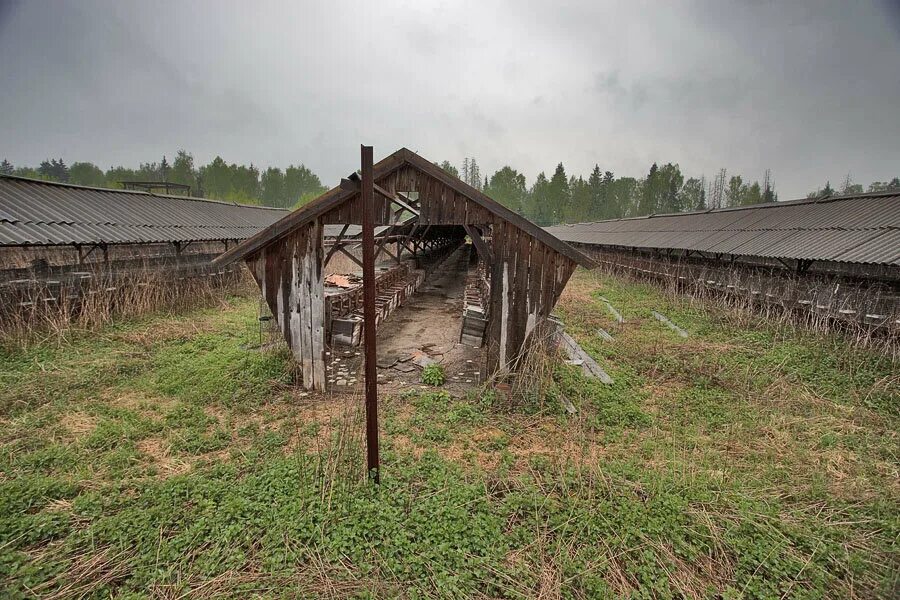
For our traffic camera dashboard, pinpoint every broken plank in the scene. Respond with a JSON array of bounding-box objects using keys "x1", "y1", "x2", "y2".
[
  {"x1": 560, "y1": 331, "x2": 613, "y2": 384},
  {"x1": 651, "y1": 310, "x2": 688, "y2": 338},
  {"x1": 599, "y1": 296, "x2": 624, "y2": 323}
]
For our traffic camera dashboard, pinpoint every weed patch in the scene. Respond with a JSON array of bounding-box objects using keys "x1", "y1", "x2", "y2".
[
  {"x1": 145, "y1": 330, "x2": 291, "y2": 407},
  {"x1": 1, "y1": 270, "x2": 897, "y2": 598}
]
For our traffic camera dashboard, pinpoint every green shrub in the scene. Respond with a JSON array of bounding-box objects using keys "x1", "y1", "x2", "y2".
[{"x1": 421, "y1": 364, "x2": 446, "y2": 386}]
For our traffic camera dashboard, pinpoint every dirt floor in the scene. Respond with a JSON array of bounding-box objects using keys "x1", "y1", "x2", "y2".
[{"x1": 325, "y1": 245, "x2": 485, "y2": 394}]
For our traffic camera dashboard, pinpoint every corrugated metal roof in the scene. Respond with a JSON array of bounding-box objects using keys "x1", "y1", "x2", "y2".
[
  {"x1": 833, "y1": 228, "x2": 900, "y2": 265},
  {"x1": 0, "y1": 175, "x2": 288, "y2": 246},
  {"x1": 544, "y1": 191, "x2": 900, "y2": 266}
]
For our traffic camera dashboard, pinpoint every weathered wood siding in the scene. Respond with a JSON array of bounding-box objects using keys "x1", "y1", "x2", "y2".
[
  {"x1": 484, "y1": 220, "x2": 577, "y2": 373},
  {"x1": 246, "y1": 219, "x2": 326, "y2": 390},
  {"x1": 396, "y1": 166, "x2": 577, "y2": 371}
]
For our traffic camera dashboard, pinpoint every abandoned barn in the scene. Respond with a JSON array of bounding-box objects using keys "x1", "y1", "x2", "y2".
[
  {"x1": 0, "y1": 174, "x2": 288, "y2": 313},
  {"x1": 214, "y1": 147, "x2": 594, "y2": 390},
  {"x1": 0, "y1": 174, "x2": 288, "y2": 279},
  {"x1": 545, "y1": 191, "x2": 900, "y2": 329}
]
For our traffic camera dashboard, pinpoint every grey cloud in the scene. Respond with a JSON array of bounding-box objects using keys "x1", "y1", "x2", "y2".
[
  {"x1": 1, "y1": 0, "x2": 898, "y2": 199},
  {"x1": 592, "y1": 72, "x2": 650, "y2": 111}
]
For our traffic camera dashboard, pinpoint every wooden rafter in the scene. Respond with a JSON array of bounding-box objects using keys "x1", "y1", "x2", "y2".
[
  {"x1": 463, "y1": 224, "x2": 493, "y2": 263},
  {"x1": 397, "y1": 223, "x2": 420, "y2": 259},
  {"x1": 374, "y1": 220, "x2": 402, "y2": 264},
  {"x1": 341, "y1": 177, "x2": 421, "y2": 218},
  {"x1": 213, "y1": 147, "x2": 592, "y2": 268},
  {"x1": 323, "y1": 224, "x2": 351, "y2": 267},
  {"x1": 376, "y1": 184, "x2": 419, "y2": 216},
  {"x1": 338, "y1": 245, "x2": 364, "y2": 269}
]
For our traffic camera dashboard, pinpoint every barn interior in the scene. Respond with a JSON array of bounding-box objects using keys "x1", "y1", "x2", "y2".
[
  {"x1": 316, "y1": 217, "x2": 482, "y2": 387},
  {"x1": 321, "y1": 233, "x2": 486, "y2": 391}
]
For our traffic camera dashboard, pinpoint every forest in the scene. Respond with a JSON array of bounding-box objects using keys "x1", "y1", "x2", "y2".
[
  {"x1": 2, "y1": 152, "x2": 898, "y2": 226},
  {"x1": 0, "y1": 152, "x2": 326, "y2": 210},
  {"x1": 444, "y1": 158, "x2": 898, "y2": 225}
]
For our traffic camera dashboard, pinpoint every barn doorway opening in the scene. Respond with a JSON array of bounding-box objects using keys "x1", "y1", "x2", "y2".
[
  {"x1": 324, "y1": 230, "x2": 487, "y2": 390},
  {"x1": 369, "y1": 242, "x2": 484, "y2": 388}
]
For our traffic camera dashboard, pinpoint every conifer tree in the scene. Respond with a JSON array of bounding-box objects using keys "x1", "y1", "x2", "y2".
[
  {"x1": 547, "y1": 163, "x2": 570, "y2": 224},
  {"x1": 763, "y1": 170, "x2": 776, "y2": 203}
]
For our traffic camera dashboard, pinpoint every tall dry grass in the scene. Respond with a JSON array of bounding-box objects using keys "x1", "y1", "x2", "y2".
[
  {"x1": 0, "y1": 266, "x2": 254, "y2": 352},
  {"x1": 590, "y1": 257, "x2": 900, "y2": 360},
  {"x1": 484, "y1": 319, "x2": 569, "y2": 412}
]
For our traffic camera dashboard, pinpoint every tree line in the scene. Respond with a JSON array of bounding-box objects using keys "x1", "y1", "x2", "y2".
[
  {"x1": 441, "y1": 157, "x2": 899, "y2": 226},
  {"x1": 0, "y1": 151, "x2": 326, "y2": 209},
  {"x1": 443, "y1": 157, "x2": 778, "y2": 226},
  {"x1": 806, "y1": 174, "x2": 900, "y2": 199},
  {"x1": 3, "y1": 152, "x2": 897, "y2": 223}
]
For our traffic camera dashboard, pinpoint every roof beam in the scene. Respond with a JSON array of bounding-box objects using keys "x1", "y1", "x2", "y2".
[
  {"x1": 463, "y1": 224, "x2": 493, "y2": 263},
  {"x1": 323, "y1": 224, "x2": 351, "y2": 267},
  {"x1": 212, "y1": 147, "x2": 593, "y2": 268},
  {"x1": 338, "y1": 245, "x2": 364, "y2": 269},
  {"x1": 375, "y1": 184, "x2": 419, "y2": 216},
  {"x1": 341, "y1": 177, "x2": 420, "y2": 217}
]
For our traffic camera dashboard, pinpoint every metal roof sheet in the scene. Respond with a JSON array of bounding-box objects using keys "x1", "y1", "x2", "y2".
[
  {"x1": 0, "y1": 175, "x2": 288, "y2": 246},
  {"x1": 544, "y1": 191, "x2": 900, "y2": 266},
  {"x1": 756, "y1": 229, "x2": 880, "y2": 261},
  {"x1": 832, "y1": 229, "x2": 900, "y2": 266},
  {"x1": 697, "y1": 229, "x2": 761, "y2": 253}
]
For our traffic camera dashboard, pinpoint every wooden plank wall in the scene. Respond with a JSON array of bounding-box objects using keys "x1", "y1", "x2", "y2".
[
  {"x1": 318, "y1": 165, "x2": 495, "y2": 227},
  {"x1": 396, "y1": 166, "x2": 494, "y2": 225},
  {"x1": 322, "y1": 194, "x2": 393, "y2": 226},
  {"x1": 484, "y1": 219, "x2": 577, "y2": 373},
  {"x1": 245, "y1": 219, "x2": 326, "y2": 390}
]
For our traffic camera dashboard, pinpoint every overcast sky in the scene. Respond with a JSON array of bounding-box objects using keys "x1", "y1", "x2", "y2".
[{"x1": 1, "y1": 0, "x2": 898, "y2": 199}]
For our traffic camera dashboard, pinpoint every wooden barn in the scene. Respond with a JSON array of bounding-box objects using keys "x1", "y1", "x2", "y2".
[{"x1": 214, "y1": 147, "x2": 593, "y2": 390}]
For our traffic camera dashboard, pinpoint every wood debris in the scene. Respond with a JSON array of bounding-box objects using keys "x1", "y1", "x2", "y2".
[
  {"x1": 560, "y1": 331, "x2": 614, "y2": 384},
  {"x1": 651, "y1": 310, "x2": 689, "y2": 338}
]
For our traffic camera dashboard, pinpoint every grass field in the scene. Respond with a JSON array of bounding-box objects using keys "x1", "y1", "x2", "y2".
[{"x1": 1, "y1": 270, "x2": 897, "y2": 599}]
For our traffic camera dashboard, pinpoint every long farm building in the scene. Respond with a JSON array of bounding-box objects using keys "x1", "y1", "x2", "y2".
[{"x1": 545, "y1": 191, "x2": 900, "y2": 330}]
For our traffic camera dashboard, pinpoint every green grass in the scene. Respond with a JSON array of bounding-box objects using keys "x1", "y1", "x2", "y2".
[{"x1": 0, "y1": 272, "x2": 897, "y2": 598}]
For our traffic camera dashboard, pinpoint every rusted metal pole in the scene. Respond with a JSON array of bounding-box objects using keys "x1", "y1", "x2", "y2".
[{"x1": 360, "y1": 144, "x2": 380, "y2": 483}]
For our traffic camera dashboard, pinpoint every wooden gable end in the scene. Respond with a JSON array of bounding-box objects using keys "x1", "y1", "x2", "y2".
[{"x1": 245, "y1": 219, "x2": 326, "y2": 390}]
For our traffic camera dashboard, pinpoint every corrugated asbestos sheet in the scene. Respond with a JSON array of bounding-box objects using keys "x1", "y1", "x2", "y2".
[
  {"x1": 544, "y1": 192, "x2": 900, "y2": 266},
  {"x1": 0, "y1": 175, "x2": 288, "y2": 246},
  {"x1": 323, "y1": 224, "x2": 392, "y2": 239}
]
